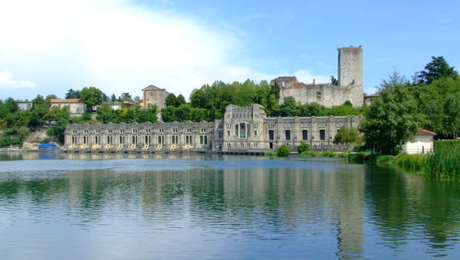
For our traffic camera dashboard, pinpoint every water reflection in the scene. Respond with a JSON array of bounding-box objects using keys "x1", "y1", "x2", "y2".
[{"x1": 0, "y1": 157, "x2": 459, "y2": 259}]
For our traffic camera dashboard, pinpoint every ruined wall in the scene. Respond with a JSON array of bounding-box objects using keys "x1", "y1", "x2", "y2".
[{"x1": 271, "y1": 46, "x2": 363, "y2": 107}]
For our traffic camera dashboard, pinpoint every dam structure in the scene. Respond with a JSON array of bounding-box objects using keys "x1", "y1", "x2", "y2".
[{"x1": 64, "y1": 104, "x2": 359, "y2": 153}]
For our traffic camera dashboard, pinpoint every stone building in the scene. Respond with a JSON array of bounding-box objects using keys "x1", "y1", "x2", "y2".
[
  {"x1": 65, "y1": 104, "x2": 360, "y2": 153},
  {"x1": 49, "y1": 99, "x2": 86, "y2": 117},
  {"x1": 142, "y1": 85, "x2": 169, "y2": 109},
  {"x1": 271, "y1": 46, "x2": 363, "y2": 107}
]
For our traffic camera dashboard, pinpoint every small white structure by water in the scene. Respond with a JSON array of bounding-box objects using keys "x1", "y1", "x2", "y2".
[{"x1": 402, "y1": 128, "x2": 436, "y2": 154}]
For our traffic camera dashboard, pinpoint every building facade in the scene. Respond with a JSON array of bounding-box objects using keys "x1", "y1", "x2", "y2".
[
  {"x1": 142, "y1": 85, "x2": 169, "y2": 109},
  {"x1": 49, "y1": 99, "x2": 87, "y2": 117},
  {"x1": 271, "y1": 46, "x2": 364, "y2": 107},
  {"x1": 65, "y1": 104, "x2": 360, "y2": 153}
]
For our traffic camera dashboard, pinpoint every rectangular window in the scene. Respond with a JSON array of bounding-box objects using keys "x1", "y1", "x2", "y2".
[
  {"x1": 120, "y1": 136, "x2": 124, "y2": 144},
  {"x1": 158, "y1": 136, "x2": 163, "y2": 144},
  {"x1": 285, "y1": 130, "x2": 291, "y2": 141},
  {"x1": 320, "y1": 130, "x2": 326, "y2": 140},
  {"x1": 145, "y1": 136, "x2": 150, "y2": 144},
  {"x1": 269, "y1": 130, "x2": 274, "y2": 141},
  {"x1": 200, "y1": 136, "x2": 203, "y2": 144},
  {"x1": 204, "y1": 136, "x2": 208, "y2": 145},
  {"x1": 132, "y1": 136, "x2": 138, "y2": 144},
  {"x1": 302, "y1": 130, "x2": 308, "y2": 140},
  {"x1": 107, "y1": 136, "x2": 112, "y2": 144}
]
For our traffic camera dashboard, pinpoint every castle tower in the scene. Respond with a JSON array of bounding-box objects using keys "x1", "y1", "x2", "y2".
[{"x1": 338, "y1": 46, "x2": 363, "y2": 106}]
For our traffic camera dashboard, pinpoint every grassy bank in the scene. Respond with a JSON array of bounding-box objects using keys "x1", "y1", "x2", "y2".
[{"x1": 347, "y1": 140, "x2": 460, "y2": 180}]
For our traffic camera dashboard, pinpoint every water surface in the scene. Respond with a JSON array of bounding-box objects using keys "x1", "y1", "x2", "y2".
[{"x1": 1, "y1": 152, "x2": 459, "y2": 259}]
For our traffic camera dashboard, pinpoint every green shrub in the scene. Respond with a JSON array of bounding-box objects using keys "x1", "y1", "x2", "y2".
[
  {"x1": 264, "y1": 150, "x2": 277, "y2": 156},
  {"x1": 424, "y1": 140, "x2": 460, "y2": 179},
  {"x1": 297, "y1": 141, "x2": 310, "y2": 153},
  {"x1": 376, "y1": 155, "x2": 395, "y2": 165},
  {"x1": 321, "y1": 150, "x2": 336, "y2": 157},
  {"x1": 277, "y1": 144, "x2": 290, "y2": 157},
  {"x1": 299, "y1": 151, "x2": 321, "y2": 157}
]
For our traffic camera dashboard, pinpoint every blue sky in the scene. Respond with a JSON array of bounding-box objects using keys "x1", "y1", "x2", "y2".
[{"x1": 0, "y1": 0, "x2": 459, "y2": 101}]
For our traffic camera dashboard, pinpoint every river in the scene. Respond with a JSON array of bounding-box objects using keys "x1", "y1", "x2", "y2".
[{"x1": 1, "y1": 152, "x2": 459, "y2": 259}]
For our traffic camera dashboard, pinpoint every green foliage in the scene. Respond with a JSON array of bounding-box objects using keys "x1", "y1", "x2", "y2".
[
  {"x1": 296, "y1": 141, "x2": 310, "y2": 153},
  {"x1": 82, "y1": 112, "x2": 92, "y2": 121},
  {"x1": 96, "y1": 104, "x2": 114, "y2": 124},
  {"x1": 330, "y1": 75, "x2": 338, "y2": 86},
  {"x1": 264, "y1": 150, "x2": 278, "y2": 156},
  {"x1": 277, "y1": 144, "x2": 290, "y2": 157},
  {"x1": 393, "y1": 153, "x2": 427, "y2": 170},
  {"x1": 47, "y1": 111, "x2": 70, "y2": 143},
  {"x1": 333, "y1": 125, "x2": 359, "y2": 144},
  {"x1": 321, "y1": 150, "x2": 336, "y2": 157},
  {"x1": 80, "y1": 86, "x2": 105, "y2": 110},
  {"x1": 65, "y1": 89, "x2": 81, "y2": 99},
  {"x1": 424, "y1": 140, "x2": 460, "y2": 180},
  {"x1": 279, "y1": 96, "x2": 298, "y2": 117},
  {"x1": 299, "y1": 151, "x2": 321, "y2": 157},
  {"x1": 444, "y1": 91, "x2": 460, "y2": 139},
  {"x1": 417, "y1": 56, "x2": 459, "y2": 85},
  {"x1": 376, "y1": 155, "x2": 396, "y2": 165},
  {"x1": 45, "y1": 94, "x2": 57, "y2": 100},
  {"x1": 360, "y1": 71, "x2": 422, "y2": 155},
  {"x1": 28, "y1": 95, "x2": 49, "y2": 129}
]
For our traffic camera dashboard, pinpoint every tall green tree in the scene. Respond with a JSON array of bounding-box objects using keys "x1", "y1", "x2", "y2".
[
  {"x1": 333, "y1": 125, "x2": 359, "y2": 144},
  {"x1": 417, "y1": 56, "x2": 459, "y2": 85},
  {"x1": 65, "y1": 89, "x2": 81, "y2": 99},
  {"x1": 28, "y1": 95, "x2": 49, "y2": 130},
  {"x1": 81, "y1": 86, "x2": 105, "y2": 110},
  {"x1": 360, "y1": 72, "x2": 422, "y2": 154},
  {"x1": 444, "y1": 91, "x2": 460, "y2": 139}
]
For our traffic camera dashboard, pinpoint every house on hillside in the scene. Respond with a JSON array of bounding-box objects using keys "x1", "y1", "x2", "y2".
[
  {"x1": 49, "y1": 99, "x2": 86, "y2": 117},
  {"x1": 402, "y1": 128, "x2": 436, "y2": 154},
  {"x1": 142, "y1": 84, "x2": 169, "y2": 109},
  {"x1": 364, "y1": 93, "x2": 380, "y2": 105}
]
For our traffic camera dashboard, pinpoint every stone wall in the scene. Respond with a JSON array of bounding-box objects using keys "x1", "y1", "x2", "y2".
[
  {"x1": 271, "y1": 46, "x2": 363, "y2": 108},
  {"x1": 65, "y1": 104, "x2": 360, "y2": 153}
]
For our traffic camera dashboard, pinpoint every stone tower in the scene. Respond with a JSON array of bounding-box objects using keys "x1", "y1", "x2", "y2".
[
  {"x1": 338, "y1": 45, "x2": 363, "y2": 106},
  {"x1": 338, "y1": 46, "x2": 363, "y2": 87}
]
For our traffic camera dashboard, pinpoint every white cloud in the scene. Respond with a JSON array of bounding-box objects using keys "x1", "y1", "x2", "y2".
[
  {"x1": 0, "y1": 71, "x2": 36, "y2": 89},
  {"x1": 0, "y1": 0, "x2": 280, "y2": 100},
  {"x1": 294, "y1": 70, "x2": 330, "y2": 85}
]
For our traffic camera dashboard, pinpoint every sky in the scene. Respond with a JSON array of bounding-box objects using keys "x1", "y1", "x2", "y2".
[{"x1": 0, "y1": 0, "x2": 459, "y2": 101}]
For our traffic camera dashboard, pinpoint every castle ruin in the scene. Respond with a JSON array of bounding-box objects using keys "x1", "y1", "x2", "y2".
[{"x1": 271, "y1": 46, "x2": 363, "y2": 107}]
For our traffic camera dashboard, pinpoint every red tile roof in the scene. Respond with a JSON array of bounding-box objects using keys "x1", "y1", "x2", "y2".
[
  {"x1": 417, "y1": 128, "x2": 436, "y2": 136},
  {"x1": 49, "y1": 99, "x2": 83, "y2": 103}
]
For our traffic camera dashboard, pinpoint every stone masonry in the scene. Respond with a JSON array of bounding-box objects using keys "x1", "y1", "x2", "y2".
[{"x1": 271, "y1": 46, "x2": 363, "y2": 107}]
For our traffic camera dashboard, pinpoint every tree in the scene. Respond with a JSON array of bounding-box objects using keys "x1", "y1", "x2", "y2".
[
  {"x1": 279, "y1": 96, "x2": 298, "y2": 117},
  {"x1": 277, "y1": 144, "x2": 290, "y2": 157},
  {"x1": 47, "y1": 110, "x2": 70, "y2": 143},
  {"x1": 46, "y1": 94, "x2": 58, "y2": 100},
  {"x1": 297, "y1": 141, "x2": 310, "y2": 153},
  {"x1": 360, "y1": 72, "x2": 422, "y2": 155},
  {"x1": 80, "y1": 87, "x2": 105, "y2": 111},
  {"x1": 444, "y1": 91, "x2": 460, "y2": 139},
  {"x1": 417, "y1": 56, "x2": 459, "y2": 85},
  {"x1": 165, "y1": 93, "x2": 178, "y2": 107},
  {"x1": 137, "y1": 105, "x2": 158, "y2": 123},
  {"x1": 330, "y1": 75, "x2": 338, "y2": 86},
  {"x1": 333, "y1": 126, "x2": 359, "y2": 144},
  {"x1": 65, "y1": 89, "x2": 81, "y2": 99},
  {"x1": 176, "y1": 94, "x2": 186, "y2": 106},
  {"x1": 96, "y1": 104, "x2": 114, "y2": 124},
  {"x1": 28, "y1": 95, "x2": 49, "y2": 129}
]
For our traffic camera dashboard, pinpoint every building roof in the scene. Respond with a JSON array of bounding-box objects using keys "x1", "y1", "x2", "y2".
[
  {"x1": 417, "y1": 128, "x2": 437, "y2": 136},
  {"x1": 49, "y1": 99, "x2": 84, "y2": 103},
  {"x1": 142, "y1": 84, "x2": 167, "y2": 91},
  {"x1": 365, "y1": 93, "x2": 380, "y2": 98}
]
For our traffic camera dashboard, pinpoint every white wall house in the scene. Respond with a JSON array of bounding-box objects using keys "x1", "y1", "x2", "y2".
[
  {"x1": 402, "y1": 128, "x2": 436, "y2": 154},
  {"x1": 49, "y1": 99, "x2": 87, "y2": 117}
]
